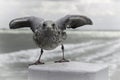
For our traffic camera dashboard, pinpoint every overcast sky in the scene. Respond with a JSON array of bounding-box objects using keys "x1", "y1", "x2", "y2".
[{"x1": 0, "y1": 0, "x2": 120, "y2": 30}]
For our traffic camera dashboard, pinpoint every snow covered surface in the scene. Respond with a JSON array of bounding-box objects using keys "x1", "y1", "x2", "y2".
[
  {"x1": 28, "y1": 62, "x2": 108, "y2": 80},
  {"x1": 1, "y1": 30, "x2": 120, "y2": 80}
]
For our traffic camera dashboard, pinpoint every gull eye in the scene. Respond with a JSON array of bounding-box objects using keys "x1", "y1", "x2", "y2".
[
  {"x1": 52, "y1": 23, "x2": 55, "y2": 27},
  {"x1": 52, "y1": 23, "x2": 55, "y2": 29},
  {"x1": 43, "y1": 23, "x2": 47, "y2": 27},
  {"x1": 42, "y1": 23, "x2": 47, "y2": 29}
]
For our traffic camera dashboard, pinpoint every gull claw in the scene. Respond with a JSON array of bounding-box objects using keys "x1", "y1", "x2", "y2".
[
  {"x1": 54, "y1": 58, "x2": 69, "y2": 63},
  {"x1": 29, "y1": 60, "x2": 44, "y2": 65}
]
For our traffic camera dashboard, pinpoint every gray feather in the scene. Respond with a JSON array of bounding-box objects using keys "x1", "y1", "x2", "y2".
[
  {"x1": 9, "y1": 16, "x2": 44, "y2": 32},
  {"x1": 56, "y1": 15, "x2": 93, "y2": 30}
]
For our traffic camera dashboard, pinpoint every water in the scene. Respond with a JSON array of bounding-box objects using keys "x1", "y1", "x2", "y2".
[{"x1": 0, "y1": 30, "x2": 120, "y2": 80}]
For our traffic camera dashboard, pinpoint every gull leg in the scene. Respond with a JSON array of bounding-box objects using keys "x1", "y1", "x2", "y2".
[
  {"x1": 29, "y1": 49, "x2": 44, "y2": 65},
  {"x1": 55, "y1": 44, "x2": 69, "y2": 63}
]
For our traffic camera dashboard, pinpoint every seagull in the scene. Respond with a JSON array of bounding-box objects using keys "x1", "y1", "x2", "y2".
[{"x1": 9, "y1": 15, "x2": 93, "y2": 65}]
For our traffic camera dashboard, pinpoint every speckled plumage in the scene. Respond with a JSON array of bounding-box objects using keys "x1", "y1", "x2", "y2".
[{"x1": 33, "y1": 24, "x2": 67, "y2": 50}]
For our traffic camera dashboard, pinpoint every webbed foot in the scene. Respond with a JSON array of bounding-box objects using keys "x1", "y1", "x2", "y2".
[
  {"x1": 55, "y1": 58, "x2": 69, "y2": 63},
  {"x1": 29, "y1": 60, "x2": 44, "y2": 65}
]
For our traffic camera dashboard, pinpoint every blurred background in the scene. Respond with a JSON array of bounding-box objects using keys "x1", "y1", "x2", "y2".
[{"x1": 0, "y1": 0, "x2": 120, "y2": 80}]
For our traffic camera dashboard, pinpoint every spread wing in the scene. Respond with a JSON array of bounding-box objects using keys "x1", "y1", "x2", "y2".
[
  {"x1": 9, "y1": 16, "x2": 44, "y2": 32},
  {"x1": 56, "y1": 15, "x2": 93, "y2": 30}
]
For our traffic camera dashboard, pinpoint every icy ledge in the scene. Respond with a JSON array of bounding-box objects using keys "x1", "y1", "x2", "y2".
[{"x1": 28, "y1": 62, "x2": 108, "y2": 80}]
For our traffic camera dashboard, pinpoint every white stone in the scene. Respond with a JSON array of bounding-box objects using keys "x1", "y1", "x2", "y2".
[{"x1": 28, "y1": 62, "x2": 108, "y2": 80}]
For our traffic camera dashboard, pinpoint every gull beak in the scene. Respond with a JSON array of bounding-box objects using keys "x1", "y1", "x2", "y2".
[{"x1": 47, "y1": 26, "x2": 51, "y2": 30}]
